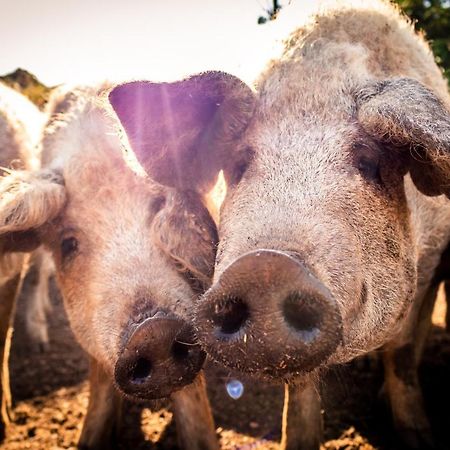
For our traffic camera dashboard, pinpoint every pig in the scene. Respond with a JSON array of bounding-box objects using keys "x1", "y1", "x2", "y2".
[
  {"x1": 0, "y1": 84, "x2": 219, "y2": 449},
  {"x1": 108, "y1": 0, "x2": 450, "y2": 448},
  {"x1": 0, "y1": 81, "x2": 51, "y2": 438}
]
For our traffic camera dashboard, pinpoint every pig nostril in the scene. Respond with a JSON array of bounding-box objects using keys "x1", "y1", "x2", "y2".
[
  {"x1": 212, "y1": 297, "x2": 250, "y2": 336},
  {"x1": 129, "y1": 358, "x2": 152, "y2": 384},
  {"x1": 282, "y1": 293, "x2": 322, "y2": 342},
  {"x1": 172, "y1": 341, "x2": 191, "y2": 360}
]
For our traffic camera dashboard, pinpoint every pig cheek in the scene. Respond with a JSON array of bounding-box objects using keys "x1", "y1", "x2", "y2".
[
  {"x1": 371, "y1": 204, "x2": 416, "y2": 335},
  {"x1": 59, "y1": 284, "x2": 96, "y2": 356},
  {"x1": 55, "y1": 264, "x2": 114, "y2": 371},
  {"x1": 372, "y1": 245, "x2": 417, "y2": 339},
  {"x1": 344, "y1": 220, "x2": 416, "y2": 354}
]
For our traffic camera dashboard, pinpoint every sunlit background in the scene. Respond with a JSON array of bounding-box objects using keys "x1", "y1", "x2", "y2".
[
  {"x1": 2, "y1": 0, "x2": 448, "y2": 90},
  {"x1": 0, "y1": 0, "x2": 306, "y2": 86}
]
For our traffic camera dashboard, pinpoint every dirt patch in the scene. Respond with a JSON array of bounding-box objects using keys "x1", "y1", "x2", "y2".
[{"x1": 2, "y1": 279, "x2": 450, "y2": 449}]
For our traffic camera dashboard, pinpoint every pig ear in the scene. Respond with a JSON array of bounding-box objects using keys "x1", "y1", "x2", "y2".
[
  {"x1": 152, "y1": 192, "x2": 218, "y2": 293},
  {"x1": 356, "y1": 78, "x2": 450, "y2": 197},
  {"x1": 109, "y1": 71, "x2": 255, "y2": 192},
  {"x1": 0, "y1": 169, "x2": 66, "y2": 252}
]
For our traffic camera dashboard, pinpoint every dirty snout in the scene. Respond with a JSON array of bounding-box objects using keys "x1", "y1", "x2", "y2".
[
  {"x1": 195, "y1": 250, "x2": 343, "y2": 378},
  {"x1": 114, "y1": 311, "x2": 205, "y2": 399}
]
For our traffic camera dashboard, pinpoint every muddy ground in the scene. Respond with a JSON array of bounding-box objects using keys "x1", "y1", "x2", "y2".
[{"x1": 2, "y1": 279, "x2": 450, "y2": 450}]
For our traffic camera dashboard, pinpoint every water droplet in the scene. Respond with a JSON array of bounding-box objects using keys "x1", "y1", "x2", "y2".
[{"x1": 226, "y1": 379, "x2": 244, "y2": 399}]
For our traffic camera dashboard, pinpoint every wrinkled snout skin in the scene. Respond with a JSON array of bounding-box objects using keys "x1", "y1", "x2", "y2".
[
  {"x1": 115, "y1": 312, "x2": 205, "y2": 399},
  {"x1": 196, "y1": 249, "x2": 343, "y2": 378}
]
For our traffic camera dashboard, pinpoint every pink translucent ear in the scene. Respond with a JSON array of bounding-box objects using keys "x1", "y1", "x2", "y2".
[{"x1": 109, "y1": 71, "x2": 255, "y2": 192}]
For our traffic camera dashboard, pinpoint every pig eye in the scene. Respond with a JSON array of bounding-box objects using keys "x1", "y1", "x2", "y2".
[
  {"x1": 354, "y1": 144, "x2": 381, "y2": 184},
  {"x1": 61, "y1": 237, "x2": 78, "y2": 260},
  {"x1": 229, "y1": 147, "x2": 253, "y2": 185},
  {"x1": 231, "y1": 159, "x2": 251, "y2": 185},
  {"x1": 228, "y1": 160, "x2": 249, "y2": 186},
  {"x1": 235, "y1": 160, "x2": 249, "y2": 179}
]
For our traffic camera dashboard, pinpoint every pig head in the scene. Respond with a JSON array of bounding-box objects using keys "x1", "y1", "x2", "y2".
[
  {"x1": 0, "y1": 92, "x2": 218, "y2": 399},
  {"x1": 109, "y1": 68, "x2": 450, "y2": 382}
]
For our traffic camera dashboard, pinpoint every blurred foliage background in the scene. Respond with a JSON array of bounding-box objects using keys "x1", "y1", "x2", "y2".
[
  {"x1": 394, "y1": 0, "x2": 450, "y2": 83},
  {"x1": 0, "y1": 68, "x2": 52, "y2": 110}
]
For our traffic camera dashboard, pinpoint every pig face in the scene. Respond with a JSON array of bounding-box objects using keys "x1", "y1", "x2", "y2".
[
  {"x1": 0, "y1": 96, "x2": 218, "y2": 398},
  {"x1": 108, "y1": 73, "x2": 450, "y2": 381}
]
